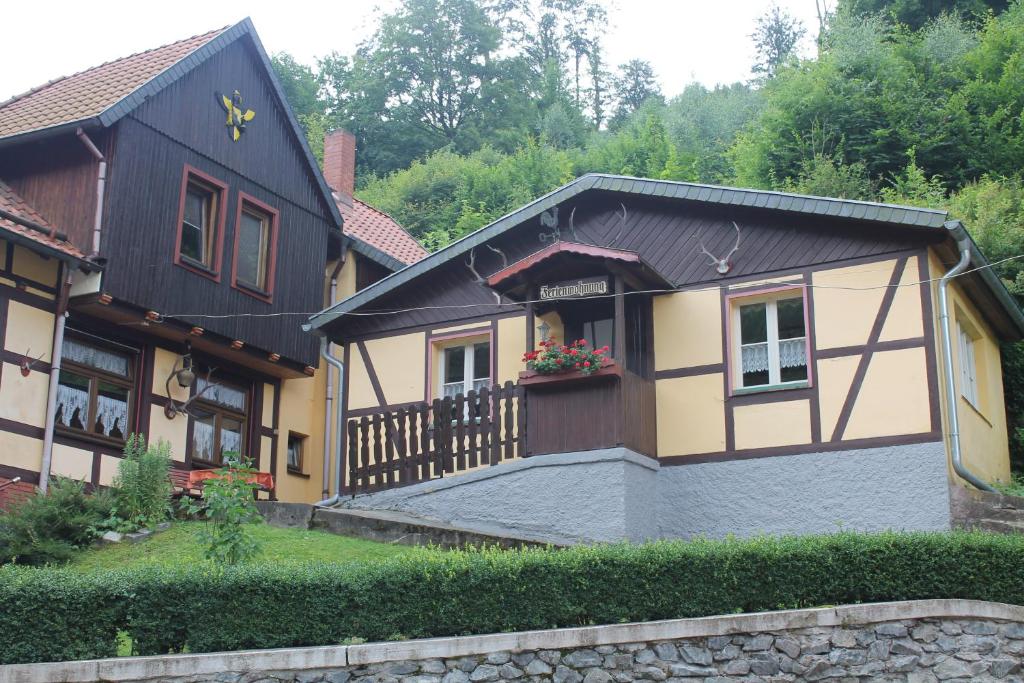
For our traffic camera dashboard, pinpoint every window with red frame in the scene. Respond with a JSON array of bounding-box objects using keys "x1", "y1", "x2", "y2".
[
  {"x1": 179, "y1": 176, "x2": 222, "y2": 272},
  {"x1": 234, "y1": 197, "x2": 277, "y2": 296}
]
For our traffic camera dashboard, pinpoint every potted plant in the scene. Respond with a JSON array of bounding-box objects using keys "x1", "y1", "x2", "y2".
[{"x1": 520, "y1": 338, "x2": 612, "y2": 379}]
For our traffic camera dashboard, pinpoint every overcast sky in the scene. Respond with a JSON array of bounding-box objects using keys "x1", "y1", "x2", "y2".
[{"x1": 2, "y1": 0, "x2": 821, "y2": 102}]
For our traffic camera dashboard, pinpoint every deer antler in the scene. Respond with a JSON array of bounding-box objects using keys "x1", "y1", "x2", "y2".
[
  {"x1": 165, "y1": 368, "x2": 221, "y2": 419},
  {"x1": 466, "y1": 248, "x2": 502, "y2": 304},
  {"x1": 486, "y1": 245, "x2": 508, "y2": 269},
  {"x1": 698, "y1": 221, "x2": 742, "y2": 275}
]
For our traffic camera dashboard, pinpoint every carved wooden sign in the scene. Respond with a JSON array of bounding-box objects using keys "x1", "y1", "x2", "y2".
[{"x1": 539, "y1": 277, "x2": 610, "y2": 301}]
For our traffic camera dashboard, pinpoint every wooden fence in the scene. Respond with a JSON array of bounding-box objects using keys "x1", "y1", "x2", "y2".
[{"x1": 347, "y1": 381, "x2": 525, "y2": 494}]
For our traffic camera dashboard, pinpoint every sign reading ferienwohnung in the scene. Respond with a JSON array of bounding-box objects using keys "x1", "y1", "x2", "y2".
[{"x1": 539, "y1": 277, "x2": 610, "y2": 301}]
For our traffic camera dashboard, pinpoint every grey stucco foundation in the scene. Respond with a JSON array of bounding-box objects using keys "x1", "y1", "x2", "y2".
[
  {"x1": 339, "y1": 448, "x2": 659, "y2": 545},
  {"x1": 658, "y1": 440, "x2": 952, "y2": 538},
  {"x1": 339, "y1": 441, "x2": 951, "y2": 543}
]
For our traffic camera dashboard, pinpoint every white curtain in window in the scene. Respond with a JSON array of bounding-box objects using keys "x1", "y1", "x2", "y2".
[
  {"x1": 778, "y1": 338, "x2": 807, "y2": 369},
  {"x1": 95, "y1": 395, "x2": 128, "y2": 435},
  {"x1": 196, "y1": 378, "x2": 246, "y2": 411},
  {"x1": 442, "y1": 382, "x2": 463, "y2": 399},
  {"x1": 193, "y1": 421, "x2": 215, "y2": 460},
  {"x1": 63, "y1": 339, "x2": 129, "y2": 376},
  {"x1": 56, "y1": 384, "x2": 89, "y2": 426},
  {"x1": 221, "y1": 428, "x2": 242, "y2": 455},
  {"x1": 741, "y1": 342, "x2": 769, "y2": 373}
]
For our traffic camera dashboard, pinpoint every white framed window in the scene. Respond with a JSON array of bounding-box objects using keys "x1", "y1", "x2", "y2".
[
  {"x1": 730, "y1": 290, "x2": 809, "y2": 392},
  {"x1": 440, "y1": 341, "x2": 491, "y2": 399},
  {"x1": 957, "y1": 320, "x2": 979, "y2": 408}
]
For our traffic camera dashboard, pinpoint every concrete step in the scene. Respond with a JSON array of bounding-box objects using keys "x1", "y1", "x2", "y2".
[
  {"x1": 256, "y1": 500, "x2": 557, "y2": 549},
  {"x1": 967, "y1": 518, "x2": 1024, "y2": 535},
  {"x1": 311, "y1": 506, "x2": 559, "y2": 549}
]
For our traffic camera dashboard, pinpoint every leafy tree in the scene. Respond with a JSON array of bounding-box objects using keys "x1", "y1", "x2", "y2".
[
  {"x1": 610, "y1": 60, "x2": 663, "y2": 129},
  {"x1": 543, "y1": 0, "x2": 608, "y2": 108},
  {"x1": 751, "y1": 4, "x2": 808, "y2": 77},
  {"x1": 838, "y1": 0, "x2": 1009, "y2": 29},
  {"x1": 270, "y1": 52, "x2": 322, "y2": 121},
  {"x1": 779, "y1": 153, "x2": 877, "y2": 199}
]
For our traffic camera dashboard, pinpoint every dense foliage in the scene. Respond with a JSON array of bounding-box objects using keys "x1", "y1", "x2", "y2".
[
  {"x1": 0, "y1": 478, "x2": 113, "y2": 566},
  {"x1": 272, "y1": 0, "x2": 1024, "y2": 471},
  {"x1": 111, "y1": 434, "x2": 172, "y2": 531},
  {"x1": 3, "y1": 531, "x2": 1024, "y2": 663}
]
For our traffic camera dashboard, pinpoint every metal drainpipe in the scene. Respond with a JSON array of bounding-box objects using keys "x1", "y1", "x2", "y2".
[
  {"x1": 309, "y1": 333, "x2": 345, "y2": 507},
  {"x1": 39, "y1": 266, "x2": 73, "y2": 493},
  {"x1": 938, "y1": 244, "x2": 996, "y2": 492},
  {"x1": 321, "y1": 255, "x2": 346, "y2": 497},
  {"x1": 75, "y1": 128, "x2": 106, "y2": 256}
]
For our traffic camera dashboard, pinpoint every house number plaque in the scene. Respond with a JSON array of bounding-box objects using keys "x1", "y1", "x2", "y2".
[{"x1": 539, "y1": 277, "x2": 610, "y2": 301}]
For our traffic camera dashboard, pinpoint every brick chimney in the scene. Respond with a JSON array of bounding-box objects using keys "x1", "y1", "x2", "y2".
[{"x1": 323, "y1": 129, "x2": 356, "y2": 207}]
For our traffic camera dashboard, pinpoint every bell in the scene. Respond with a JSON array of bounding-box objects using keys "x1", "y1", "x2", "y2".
[{"x1": 176, "y1": 367, "x2": 196, "y2": 388}]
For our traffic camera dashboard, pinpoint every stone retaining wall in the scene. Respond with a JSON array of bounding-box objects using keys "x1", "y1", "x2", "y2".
[{"x1": 3, "y1": 600, "x2": 1022, "y2": 683}]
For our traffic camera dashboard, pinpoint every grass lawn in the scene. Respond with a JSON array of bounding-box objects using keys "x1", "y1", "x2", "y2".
[{"x1": 71, "y1": 521, "x2": 416, "y2": 572}]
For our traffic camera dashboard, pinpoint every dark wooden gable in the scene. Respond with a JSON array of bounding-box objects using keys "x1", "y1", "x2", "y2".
[
  {"x1": 334, "y1": 191, "x2": 941, "y2": 340},
  {"x1": 99, "y1": 33, "x2": 336, "y2": 367}
]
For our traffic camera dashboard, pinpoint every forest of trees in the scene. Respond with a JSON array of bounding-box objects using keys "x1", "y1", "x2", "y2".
[{"x1": 273, "y1": 0, "x2": 1024, "y2": 469}]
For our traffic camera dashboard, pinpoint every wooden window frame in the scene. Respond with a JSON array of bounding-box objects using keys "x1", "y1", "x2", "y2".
[
  {"x1": 231, "y1": 192, "x2": 280, "y2": 303},
  {"x1": 957, "y1": 317, "x2": 980, "y2": 410},
  {"x1": 286, "y1": 431, "x2": 307, "y2": 475},
  {"x1": 187, "y1": 376, "x2": 249, "y2": 468},
  {"x1": 725, "y1": 284, "x2": 813, "y2": 396},
  {"x1": 54, "y1": 333, "x2": 139, "y2": 447},
  {"x1": 174, "y1": 165, "x2": 228, "y2": 282}
]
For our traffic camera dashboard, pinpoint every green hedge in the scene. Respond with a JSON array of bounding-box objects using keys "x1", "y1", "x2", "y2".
[{"x1": 3, "y1": 531, "x2": 1024, "y2": 664}]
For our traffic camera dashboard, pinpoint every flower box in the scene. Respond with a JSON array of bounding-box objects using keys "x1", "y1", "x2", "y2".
[{"x1": 518, "y1": 359, "x2": 620, "y2": 387}]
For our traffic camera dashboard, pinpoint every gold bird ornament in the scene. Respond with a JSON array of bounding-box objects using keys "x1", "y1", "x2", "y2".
[{"x1": 217, "y1": 90, "x2": 255, "y2": 141}]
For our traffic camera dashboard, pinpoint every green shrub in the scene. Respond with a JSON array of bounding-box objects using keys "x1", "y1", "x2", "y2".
[
  {"x1": 0, "y1": 565, "x2": 125, "y2": 664},
  {"x1": 111, "y1": 434, "x2": 172, "y2": 531},
  {"x1": 179, "y1": 454, "x2": 263, "y2": 565},
  {"x1": 2, "y1": 530, "x2": 1024, "y2": 663},
  {"x1": 0, "y1": 478, "x2": 113, "y2": 566}
]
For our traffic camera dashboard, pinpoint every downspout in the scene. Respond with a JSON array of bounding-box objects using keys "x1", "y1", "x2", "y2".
[
  {"x1": 39, "y1": 265, "x2": 73, "y2": 493},
  {"x1": 321, "y1": 254, "x2": 347, "y2": 497},
  {"x1": 937, "y1": 241, "x2": 996, "y2": 492},
  {"x1": 308, "y1": 332, "x2": 345, "y2": 507},
  {"x1": 75, "y1": 128, "x2": 106, "y2": 256}
]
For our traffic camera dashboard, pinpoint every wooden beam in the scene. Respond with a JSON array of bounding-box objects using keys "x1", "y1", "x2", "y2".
[
  {"x1": 526, "y1": 288, "x2": 536, "y2": 351},
  {"x1": 614, "y1": 275, "x2": 625, "y2": 363}
]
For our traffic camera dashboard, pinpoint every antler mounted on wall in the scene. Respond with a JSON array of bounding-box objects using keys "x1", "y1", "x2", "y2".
[
  {"x1": 466, "y1": 248, "x2": 503, "y2": 304},
  {"x1": 698, "y1": 221, "x2": 742, "y2": 275}
]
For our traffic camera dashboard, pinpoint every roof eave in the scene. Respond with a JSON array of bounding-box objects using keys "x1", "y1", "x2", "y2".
[
  {"x1": 0, "y1": 117, "x2": 102, "y2": 150},
  {"x1": 945, "y1": 220, "x2": 1024, "y2": 340}
]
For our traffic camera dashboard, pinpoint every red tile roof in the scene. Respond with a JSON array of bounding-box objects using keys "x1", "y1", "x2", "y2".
[
  {"x1": 339, "y1": 196, "x2": 427, "y2": 266},
  {"x1": 0, "y1": 27, "x2": 226, "y2": 140},
  {"x1": 0, "y1": 181, "x2": 88, "y2": 260}
]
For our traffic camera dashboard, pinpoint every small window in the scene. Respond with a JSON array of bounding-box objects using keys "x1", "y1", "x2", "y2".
[
  {"x1": 287, "y1": 433, "x2": 306, "y2": 473},
  {"x1": 441, "y1": 341, "x2": 491, "y2": 399},
  {"x1": 175, "y1": 167, "x2": 226, "y2": 278},
  {"x1": 232, "y1": 194, "x2": 278, "y2": 300},
  {"x1": 190, "y1": 376, "x2": 248, "y2": 466},
  {"x1": 732, "y1": 291, "x2": 808, "y2": 391},
  {"x1": 55, "y1": 336, "x2": 134, "y2": 442},
  {"x1": 958, "y1": 320, "x2": 979, "y2": 408}
]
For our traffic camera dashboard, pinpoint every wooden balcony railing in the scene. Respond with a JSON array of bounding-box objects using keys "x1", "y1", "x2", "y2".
[{"x1": 347, "y1": 381, "x2": 525, "y2": 494}]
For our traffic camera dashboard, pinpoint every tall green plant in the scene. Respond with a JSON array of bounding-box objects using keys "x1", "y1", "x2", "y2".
[
  {"x1": 112, "y1": 434, "x2": 172, "y2": 530},
  {"x1": 181, "y1": 454, "x2": 263, "y2": 565}
]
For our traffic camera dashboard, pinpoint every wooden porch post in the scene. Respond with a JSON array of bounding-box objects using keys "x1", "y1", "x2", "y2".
[
  {"x1": 526, "y1": 287, "x2": 536, "y2": 352},
  {"x1": 613, "y1": 275, "x2": 625, "y2": 363}
]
